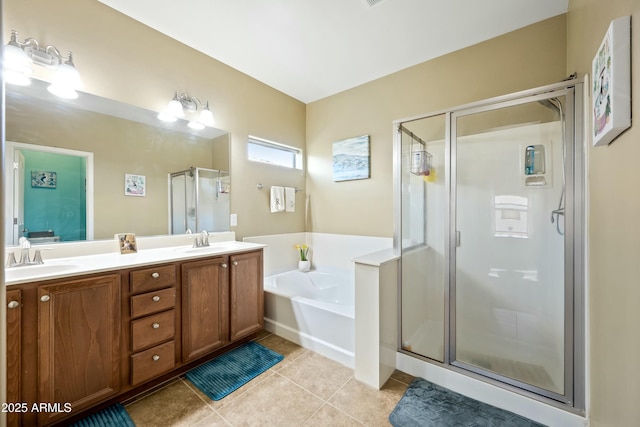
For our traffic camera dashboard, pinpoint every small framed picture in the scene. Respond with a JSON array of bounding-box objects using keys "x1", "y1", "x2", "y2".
[
  {"x1": 125, "y1": 174, "x2": 146, "y2": 197},
  {"x1": 31, "y1": 170, "x2": 57, "y2": 188},
  {"x1": 115, "y1": 233, "x2": 137, "y2": 254}
]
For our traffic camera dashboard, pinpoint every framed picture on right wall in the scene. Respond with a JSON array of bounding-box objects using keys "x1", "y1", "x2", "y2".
[{"x1": 592, "y1": 15, "x2": 631, "y2": 147}]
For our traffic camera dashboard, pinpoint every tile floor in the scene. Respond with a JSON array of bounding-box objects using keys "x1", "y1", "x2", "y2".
[{"x1": 125, "y1": 331, "x2": 413, "y2": 426}]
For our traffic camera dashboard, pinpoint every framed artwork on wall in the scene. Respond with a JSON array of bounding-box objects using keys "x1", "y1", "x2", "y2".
[
  {"x1": 592, "y1": 15, "x2": 631, "y2": 147},
  {"x1": 124, "y1": 173, "x2": 146, "y2": 196},
  {"x1": 31, "y1": 170, "x2": 57, "y2": 188},
  {"x1": 332, "y1": 135, "x2": 370, "y2": 182}
]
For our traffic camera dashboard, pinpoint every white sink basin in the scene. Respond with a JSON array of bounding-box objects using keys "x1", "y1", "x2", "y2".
[{"x1": 5, "y1": 263, "x2": 83, "y2": 282}]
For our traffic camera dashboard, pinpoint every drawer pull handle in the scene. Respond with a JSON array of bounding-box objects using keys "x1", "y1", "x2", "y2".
[
  {"x1": 152, "y1": 296, "x2": 161, "y2": 302},
  {"x1": 7, "y1": 300, "x2": 19, "y2": 309},
  {"x1": 233, "y1": 261, "x2": 238, "y2": 266},
  {"x1": 151, "y1": 272, "x2": 160, "y2": 279},
  {"x1": 40, "y1": 295, "x2": 51, "y2": 302},
  {"x1": 152, "y1": 355, "x2": 160, "y2": 362},
  {"x1": 222, "y1": 263, "x2": 228, "y2": 268},
  {"x1": 152, "y1": 322, "x2": 160, "y2": 329}
]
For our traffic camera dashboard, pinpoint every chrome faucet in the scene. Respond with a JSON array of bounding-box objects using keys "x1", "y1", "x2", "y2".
[
  {"x1": 192, "y1": 230, "x2": 210, "y2": 248},
  {"x1": 18, "y1": 237, "x2": 31, "y2": 264},
  {"x1": 6, "y1": 237, "x2": 45, "y2": 268}
]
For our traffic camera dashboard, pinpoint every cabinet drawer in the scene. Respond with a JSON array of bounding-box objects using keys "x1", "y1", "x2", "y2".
[
  {"x1": 131, "y1": 340, "x2": 175, "y2": 386},
  {"x1": 130, "y1": 265, "x2": 176, "y2": 293},
  {"x1": 131, "y1": 310, "x2": 175, "y2": 352},
  {"x1": 131, "y1": 287, "x2": 176, "y2": 318}
]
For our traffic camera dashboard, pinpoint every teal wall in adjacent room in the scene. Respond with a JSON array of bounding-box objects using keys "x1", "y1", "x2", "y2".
[{"x1": 22, "y1": 150, "x2": 86, "y2": 241}]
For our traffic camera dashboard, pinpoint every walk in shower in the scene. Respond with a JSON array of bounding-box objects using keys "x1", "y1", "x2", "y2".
[
  {"x1": 169, "y1": 167, "x2": 230, "y2": 234},
  {"x1": 396, "y1": 79, "x2": 585, "y2": 409}
]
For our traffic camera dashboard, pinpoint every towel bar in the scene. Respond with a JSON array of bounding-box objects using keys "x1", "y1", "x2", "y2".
[{"x1": 257, "y1": 183, "x2": 302, "y2": 192}]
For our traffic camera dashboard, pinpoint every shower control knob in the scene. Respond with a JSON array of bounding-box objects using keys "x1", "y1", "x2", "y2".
[{"x1": 151, "y1": 272, "x2": 160, "y2": 279}]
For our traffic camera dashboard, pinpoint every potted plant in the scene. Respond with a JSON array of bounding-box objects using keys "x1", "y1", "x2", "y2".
[{"x1": 295, "y1": 244, "x2": 310, "y2": 272}]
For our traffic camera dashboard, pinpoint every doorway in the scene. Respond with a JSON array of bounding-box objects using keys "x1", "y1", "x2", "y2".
[{"x1": 4, "y1": 141, "x2": 94, "y2": 245}]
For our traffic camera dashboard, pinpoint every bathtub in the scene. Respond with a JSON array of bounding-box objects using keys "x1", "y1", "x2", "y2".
[{"x1": 263, "y1": 268, "x2": 355, "y2": 368}]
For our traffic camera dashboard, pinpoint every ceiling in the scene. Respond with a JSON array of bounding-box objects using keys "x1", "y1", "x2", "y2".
[{"x1": 98, "y1": 0, "x2": 568, "y2": 104}]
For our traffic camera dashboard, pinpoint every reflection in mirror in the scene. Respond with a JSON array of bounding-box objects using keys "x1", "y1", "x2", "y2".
[
  {"x1": 170, "y1": 167, "x2": 230, "y2": 234},
  {"x1": 5, "y1": 78, "x2": 230, "y2": 245}
]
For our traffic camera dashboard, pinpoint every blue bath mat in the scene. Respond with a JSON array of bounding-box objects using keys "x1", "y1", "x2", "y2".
[
  {"x1": 70, "y1": 403, "x2": 135, "y2": 427},
  {"x1": 389, "y1": 378, "x2": 545, "y2": 427},
  {"x1": 185, "y1": 341, "x2": 284, "y2": 401}
]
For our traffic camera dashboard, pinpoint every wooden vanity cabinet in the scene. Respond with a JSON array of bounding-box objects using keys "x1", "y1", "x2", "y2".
[
  {"x1": 5, "y1": 248, "x2": 263, "y2": 426},
  {"x1": 128, "y1": 264, "x2": 178, "y2": 386},
  {"x1": 181, "y1": 250, "x2": 264, "y2": 362},
  {"x1": 6, "y1": 288, "x2": 22, "y2": 427},
  {"x1": 37, "y1": 274, "x2": 122, "y2": 426},
  {"x1": 181, "y1": 256, "x2": 230, "y2": 362},
  {"x1": 229, "y1": 251, "x2": 264, "y2": 341}
]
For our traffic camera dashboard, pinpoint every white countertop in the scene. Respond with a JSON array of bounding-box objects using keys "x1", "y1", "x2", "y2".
[{"x1": 4, "y1": 241, "x2": 265, "y2": 286}]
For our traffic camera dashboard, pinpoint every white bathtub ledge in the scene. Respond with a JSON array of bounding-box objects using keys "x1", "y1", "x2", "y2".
[
  {"x1": 352, "y1": 248, "x2": 399, "y2": 267},
  {"x1": 354, "y1": 253, "x2": 399, "y2": 389}
]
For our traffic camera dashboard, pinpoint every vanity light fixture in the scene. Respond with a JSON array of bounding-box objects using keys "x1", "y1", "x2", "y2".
[
  {"x1": 157, "y1": 91, "x2": 216, "y2": 130},
  {"x1": 3, "y1": 30, "x2": 82, "y2": 99}
]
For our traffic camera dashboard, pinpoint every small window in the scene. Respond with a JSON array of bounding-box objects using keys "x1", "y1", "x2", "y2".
[{"x1": 248, "y1": 136, "x2": 302, "y2": 170}]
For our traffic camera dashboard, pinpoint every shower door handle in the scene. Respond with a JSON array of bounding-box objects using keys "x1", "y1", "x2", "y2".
[{"x1": 455, "y1": 231, "x2": 461, "y2": 248}]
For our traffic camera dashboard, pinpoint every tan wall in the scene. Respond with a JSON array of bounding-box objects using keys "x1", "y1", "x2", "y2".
[
  {"x1": 4, "y1": 0, "x2": 307, "y2": 239},
  {"x1": 306, "y1": 15, "x2": 567, "y2": 237},
  {"x1": 567, "y1": 1, "x2": 640, "y2": 425}
]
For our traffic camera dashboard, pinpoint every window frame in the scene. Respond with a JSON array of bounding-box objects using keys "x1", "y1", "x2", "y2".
[{"x1": 247, "y1": 136, "x2": 303, "y2": 170}]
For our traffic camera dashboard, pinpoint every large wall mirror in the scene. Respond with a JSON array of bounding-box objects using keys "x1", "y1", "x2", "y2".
[{"x1": 4, "y1": 78, "x2": 230, "y2": 245}]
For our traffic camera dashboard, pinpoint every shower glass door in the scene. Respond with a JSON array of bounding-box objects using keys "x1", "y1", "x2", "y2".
[
  {"x1": 451, "y1": 92, "x2": 573, "y2": 401},
  {"x1": 399, "y1": 114, "x2": 447, "y2": 362}
]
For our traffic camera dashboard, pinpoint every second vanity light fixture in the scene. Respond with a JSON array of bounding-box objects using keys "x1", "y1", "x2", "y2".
[
  {"x1": 157, "y1": 91, "x2": 215, "y2": 130},
  {"x1": 4, "y1": 30, "x2": 82, "y2": 99}
]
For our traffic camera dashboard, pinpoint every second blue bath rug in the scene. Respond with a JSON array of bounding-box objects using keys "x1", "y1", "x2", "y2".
[
  {"x1": 185, "y1": 341, "x2": 283, "y2": 401},
  {"x1": 389, "y1": 378, "x2": 546, "y2": 427}
]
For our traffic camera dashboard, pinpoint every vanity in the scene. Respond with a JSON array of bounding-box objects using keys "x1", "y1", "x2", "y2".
[{"x1": 4, "y1": 238, "x2": 264, "y2": 426}]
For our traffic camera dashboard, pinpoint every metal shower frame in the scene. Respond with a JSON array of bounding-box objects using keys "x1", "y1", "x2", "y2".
[{"x1": 392, "y1": 77, "x2": 586, "y2": 412}]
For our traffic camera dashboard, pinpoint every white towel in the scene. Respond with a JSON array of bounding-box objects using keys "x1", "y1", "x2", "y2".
[
  {"x1": 270, "y1": 186, "x2": 285, "y2": 212},
  {"x1": 285, "y1": 187, "x2": 296, "y2": 212}
]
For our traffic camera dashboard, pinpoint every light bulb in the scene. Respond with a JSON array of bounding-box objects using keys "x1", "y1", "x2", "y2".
[
  {"x1": 3, "y1": 41, "x2": 33, "y2": 86},
  {"x1": 47, "y1": 54, "x2": 82, "y2": 99},
  {"x1": 199, "y1": 103, "x2": 215, "y2": 127}
]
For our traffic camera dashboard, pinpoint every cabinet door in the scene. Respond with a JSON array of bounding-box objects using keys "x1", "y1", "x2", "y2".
[
  {"x1": 181, "y1": 257, "x2": 229, "y2": 362},
  {"x1": 229, "y1": 250, "x2": 264, "y2": 341},
  {"x1": 6, "y1": 288, "x2": 22, "y2": 427},
  {"x1": 38, "y1": 274, "x2": 121, "y2": 425}
]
